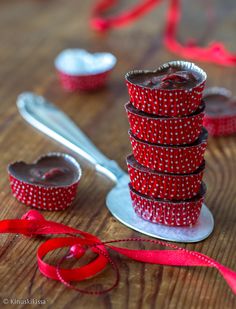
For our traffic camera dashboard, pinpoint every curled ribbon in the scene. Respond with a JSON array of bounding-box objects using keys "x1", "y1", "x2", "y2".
[
  {"x1": 91, "y1": 0, "x2": 236, "y2": 66},
  {"x1": 0, "y1": 210, "x2": 236, "y2": 295}
]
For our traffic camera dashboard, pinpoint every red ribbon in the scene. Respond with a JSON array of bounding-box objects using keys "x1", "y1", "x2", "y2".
[
  {"x1": 91, "y1": 0, "x2": 236, "y2": 66},
  {"x1": 0, "y1": 210, "x2": 236, "y2": 295}
]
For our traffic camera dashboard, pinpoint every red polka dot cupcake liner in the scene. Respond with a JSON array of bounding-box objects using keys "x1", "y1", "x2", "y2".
[
  {"x1": 203, "y1": 116, "x2": 236, "y2": 137},
  {"x1": 129, "y1": 183, "x2": 206, "y2": 227},
  {"x1": 57, "y1": 70, "x2": 112, "y2": 92},
  {"x1": 125, "y1": 101, "x2": 205, "y2": 145},
  {"x1": 9, "y1": 176, "x2": 79, "y2": 211},
  {"x1": 8, "y1": 153, "x2": 82, "y2": 211},
  {"x1": 127, "y1": 154, "x2": 205, "y2": 200},
  {"x1": 129, "y1": 128, "x2": 208, "y2": 174},
  {"x1": 125, "y1": 61, "x2": 206, "y2": 117},
  {"x1": 203, "y1": 87, "x2": 236, "y2": 136},
  {"x1": 55, "y1": 49, "x2": 117, "y2": 92}
]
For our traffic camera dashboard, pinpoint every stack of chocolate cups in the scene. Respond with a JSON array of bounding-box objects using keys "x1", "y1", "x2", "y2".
[{"x1": 125, "y1": 61, "x2": 208, "y2": 227}]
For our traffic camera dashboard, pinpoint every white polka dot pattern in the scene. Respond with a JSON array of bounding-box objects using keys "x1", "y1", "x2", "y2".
[
  {"x1": 9, "y1": 175, "x2": 79, "y2": 211},
  {"x1": 129, "y1": 130, "x2": 207, "y2": 174},
  {"x1": 127, "y1": 155, "x2": 204, "y2": 200},
  {"x1": 126, "y1": 80, "x2": 205, "y2": 117},
  {"x1": 129, "y1": 184, "x2": 204, "y2": 227},
  {"x1": 125, "y1": 102, "x2": 204, "y2": 145},
  {"x1": 125, "y1": 62, "x2": 208, "y2": 226}
]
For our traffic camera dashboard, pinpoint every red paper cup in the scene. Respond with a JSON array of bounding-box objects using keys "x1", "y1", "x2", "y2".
[
  {"x1": 55, "y1": 49, "x2": 117, "y2": 92},
  {"x1": 129, "y1": 183, "x2": 206, "y2": 227},
  {"x1": 125, "y1": 61, "x2": 206, "y2": 117},
  {"x1": 127, "y1": 154, "x2": 205, "y2": 200},
  {"x1": 204, "y1": 116, "x2": 236, "y2": 137},
  {"x1": 129, "y1": 128, "x2": 208, "y2": 174},
  {"x1": 203, "y1": 87, "x2": 236, "y2": 136},
  {"x1": 57, "y1": 70, "x2": 112, "y2": 92},
  {"x1": 125, "y1": 101, "x2": 205, "y2": 145},
  {"x1": 8, "y1": 153, "x2": 82, "y2": 211}
]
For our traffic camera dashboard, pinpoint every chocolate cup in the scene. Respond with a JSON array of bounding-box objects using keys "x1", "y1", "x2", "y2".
[
  {"x1": 8, "y1": 153, "x2": 82, "y2": 211},
  {"x1": 129, "y1": 182, "x2": 206, "y2": 227},
  {"x1": 203, "y1": 87, "x2": 236, "y2": 136},
  {"x1": 55, "y1": 49, "x2": 117, "y2": 92},
  {"x1": 125, "y1": 61, "x2": 207, "y2": 117},
  {"x1": 125, "y1": 101, "x2": 205, "y2": 145},
  {"x1": 129, "y1": 128, "x2": 208, "y2": 174},
  {"x1": 127, "y1": 154, "x2": 205, "y2": 200}
]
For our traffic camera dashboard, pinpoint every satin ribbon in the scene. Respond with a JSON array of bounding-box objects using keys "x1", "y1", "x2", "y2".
[
  {"x1": 0, "y1": 210, "x2": 235, "y2": 295},
  {"x1": 91, "y1": 0, "x2": 236, "y2": 66}
]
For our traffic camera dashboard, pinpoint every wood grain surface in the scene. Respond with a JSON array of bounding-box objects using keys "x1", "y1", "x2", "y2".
[{"x1": 0, "y1": 0, "x2": 236, "y2": 308}]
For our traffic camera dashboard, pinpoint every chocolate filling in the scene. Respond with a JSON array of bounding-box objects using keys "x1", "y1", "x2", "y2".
[
  {"x1": 128, "y1": 66, "x2": 202, "y2": 90},
  {"x1": 8, "y1": 154, "x2": 80, "y2": 187},
  {"x1": 204, "y1": 92, "x2": 236, "y2": 116}
]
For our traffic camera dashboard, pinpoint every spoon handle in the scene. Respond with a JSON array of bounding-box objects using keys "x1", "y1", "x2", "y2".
[{"x1": 17, "y1": 92, "x2": 125, "y2": 182}]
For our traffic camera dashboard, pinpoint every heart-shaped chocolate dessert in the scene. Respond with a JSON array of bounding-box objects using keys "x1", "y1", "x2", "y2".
[
  {"x1": 129, "y1": 182, "x2": 206, "y2": 227},
  {"x1": 125, "y1": 61, "x2": 207, "y2": 117},
  {"x1": 125, "y1": 101, "x2": 205, "y2": 145},
  {"x1": 127, "y1": 154, "x2": 205, "y2": 200},
  {"x1": 132, "y1": 67, "x2": 201, "y2": 90},
  {"x1": 203, "y1": 87, "x2": 236, "y2": 136},
  {"x1": 8, "y1": 153, "x2": 82, "y2": 211},
  {"x1": 55, "y1": 49, "x2": 117, "y2": 91},
  {"x1": 129, "y1": 128, "x2": 208, "y2": 174}
]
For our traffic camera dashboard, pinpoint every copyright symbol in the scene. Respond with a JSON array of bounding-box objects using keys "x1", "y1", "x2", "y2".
[{"x1": 2, "y1": 299, "x2": 9, "y2": 304}]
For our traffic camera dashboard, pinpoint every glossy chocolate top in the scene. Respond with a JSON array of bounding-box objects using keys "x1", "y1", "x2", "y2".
[
  {"x1": 8, "y1": 154, "x2": 81, "y2": 187},
  {"x1": 204, "y1": 91, "x2": 236, "y2": 115},
  {"x1": 128, "y1": 66, "x2": 202, "y2": 90}
]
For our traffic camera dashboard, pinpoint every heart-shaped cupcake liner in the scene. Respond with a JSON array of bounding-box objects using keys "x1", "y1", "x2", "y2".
[
  {"x1": 127, "y1": 154, "x2": 205, "y2": 200},
  {"x1": 8, "y1": 153, "x2": 82, "y2": 211},
  {"x1": 55, "y1": 49, "x2": 117, "y2": 91},
  {"x1": 125, "y1": 101, "x2": 205, "y2": 145},
  {"x1": 129, "y1": 128, "x2": 208, "y2": 174},
  {"x1": 125, "y1": 61, "x2": 206, "y2": 117},
  {"x1": 57, "y1": 70, "x2": 112, "y2": 91},
  {"x1": 129, "y1": 183, "x2": 206, "y2": 227},
  {"x1": 203, "y1": 87, "x2": 236, "y2": 136}
]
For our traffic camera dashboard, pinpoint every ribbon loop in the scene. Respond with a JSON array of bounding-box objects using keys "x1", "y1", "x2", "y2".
[
  {"x1": 91, "y1": 0, "x2": 236, "y2": 66},
  {"x1": 0, "y1": 210, "x2": 235, "y2": 295}
]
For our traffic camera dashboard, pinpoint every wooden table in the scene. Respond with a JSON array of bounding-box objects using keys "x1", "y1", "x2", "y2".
[{"x1": 0, "y1": 0, "x2": 235, "y2": 308}]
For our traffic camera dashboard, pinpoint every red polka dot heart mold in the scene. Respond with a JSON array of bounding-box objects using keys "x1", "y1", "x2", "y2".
[
  {"x1": 127, "y1": 154, "x2": 205, "y2": 200},
  {"x1": 8, "y1": 153, "x2": 81, "y2": 211},
  {"x1": 129, "y1": 128, "x2": 208, "y2": 174},
  {"x1": 55, "y1": 49, "x2": 117, "y2": 91},
  {"x1": 129, "y1": 183, "x2": 206, "y2": 227},
  {"x1": 125, "y1": 61, "x2": 206, "y2": 117},
  {"x1": 125, "y1": 101, "x2": 205, "y2": 145}
]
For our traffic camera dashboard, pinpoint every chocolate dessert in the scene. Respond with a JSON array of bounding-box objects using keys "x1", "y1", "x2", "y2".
[
  {"x1": 8, "y1": 154, "x2": 80, "y2": 187},
  {"x1": 129, "y1": 66, "x2": 201, "y2": 90},
  {"x1": 204, "y1": 90, "x2": 236, "y2": 115}
]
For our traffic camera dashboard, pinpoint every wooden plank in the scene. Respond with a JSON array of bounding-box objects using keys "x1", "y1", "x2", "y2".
[{"x1": 0, "y1": 0, "x2": 235, "y2": 308}]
